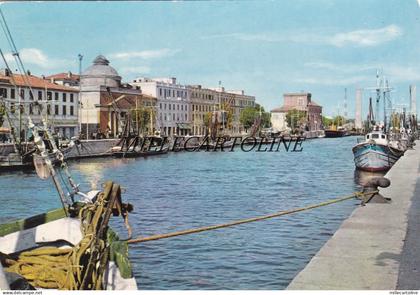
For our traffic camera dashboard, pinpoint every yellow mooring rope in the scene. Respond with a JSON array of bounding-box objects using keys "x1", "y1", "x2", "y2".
[{"x1": 127, "y1": 191, "x2": 377, "y2": 244}]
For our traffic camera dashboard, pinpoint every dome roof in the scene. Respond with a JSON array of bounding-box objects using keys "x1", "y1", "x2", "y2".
[
  {"x1": 82, "y1": 55, "x2": 120, "y2": 78},
  {"x1": 81, "y1": 55, "x2": 121, "y2": 88}
]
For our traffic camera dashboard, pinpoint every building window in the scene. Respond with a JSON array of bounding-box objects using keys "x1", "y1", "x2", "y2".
[
  {"x1": 29, "y1": 91, "x2": 33, "y2": 100},
  {"x1": 185, "y1": 114, "x2": 187, "y2": 120},
  {"x1": 164, "y1": 104, "x2": 166, "y2": 110},
  {"x1": 55, "y1": 105, "x2": 59, "y2": 115},
  {"x1": 47, "y1": 104, "x2": 51, "y2": 115},
  {"x1": 38, "y1": 91, "x2": 42, "y2": 100},
  {"x1": 63, "y1": 93, "x2": 67, "y2": 102},
  {"x1": 70, "y1": 106, "x2": 74, "y2": 116},
  {"x1": 159, "y1": 88, "x2": 162, "y2": 97},
  {"x1": 160, "y1": 103, "x2": 162, "y2": 109},
  {"x1": 173, "y1": 113, "x2": 175, "y2": 121},
  {"x1": 29, "y1": 103, "x2": 33, "y2": 115},
  {"x1": 10, "y1": 88, "x2": 15, "y2": 99},
  {"x1": 169, "y1": 104, "x2": 171, "y2": 110},
  {"x1": 177, "y1": 104, "x2": 179, "y2": 111},
  {"x1": 62, "y1": 105, "x2": 66, "y2": 116},
  {"x1": 0, "y1": 88, "x2": 7, "y2": 98},
  {"x1": 47, "y1": 91, "x2": 52, "y2": 101},
  {"x1": 55, "y1": 92, "x2": 58, "y2": 101},
  {"x1": 70, "y1": 93, "x2": 74, "y2": 102}
]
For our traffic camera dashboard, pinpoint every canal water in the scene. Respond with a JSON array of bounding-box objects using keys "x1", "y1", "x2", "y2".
[{"x1": 0, "y1": 136, "x2": 378, "y2": 289}]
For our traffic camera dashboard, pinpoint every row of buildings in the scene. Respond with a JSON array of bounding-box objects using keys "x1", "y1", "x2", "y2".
[{"x1": 0, "y1": 55, "x2": 256, "y2": 139}]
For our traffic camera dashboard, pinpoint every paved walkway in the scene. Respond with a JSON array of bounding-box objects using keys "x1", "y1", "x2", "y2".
[{"x1": 287, "y1": 143, "x2": 420, "y2": 290}]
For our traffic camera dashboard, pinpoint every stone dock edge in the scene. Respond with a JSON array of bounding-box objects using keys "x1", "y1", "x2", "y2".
[{"x1": 287, "y1": 141, "x2": 420, "y2": 290}]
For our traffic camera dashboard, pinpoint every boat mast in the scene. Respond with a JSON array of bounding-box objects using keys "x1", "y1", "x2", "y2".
[
  {"x1": 135, "y1": 97, "x2": 139, "y2": 135},
  {"x1": 368, "y1": 97, "x2": 374, "y2": 129},
  {"x1": 383, "y1": 78, "x2": 387, "y2": 133},
  {"x1": 344, "y1": 87, "x2": 348, "y2": 121},
  {"x1": 375, "y1": 70, "x2": 381, "y2": 126},
  {"x1": 0, "y1": 49, "x2": 21, "y2": 154}
]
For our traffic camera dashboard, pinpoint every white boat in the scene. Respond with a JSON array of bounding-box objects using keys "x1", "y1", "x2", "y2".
[
  {"x1": 352, "y1": 129, "x2": 404, "y2": 172},
  {"x1": 0, "y1": 193, "x2": 138, "y2": 290}
]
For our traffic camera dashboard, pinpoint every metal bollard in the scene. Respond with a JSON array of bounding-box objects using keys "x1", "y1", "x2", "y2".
[{"x1": 361, "y1": 177, "x2": 391, "y2": 205}]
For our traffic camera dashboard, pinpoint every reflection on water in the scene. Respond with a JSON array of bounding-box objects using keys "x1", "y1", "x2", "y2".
[
  {"x1": 353, "y1": 169, "x2": 386, "y2": 186},
  {"x1": 71, "y1": 157, "x2": 146, "y2": 190}
]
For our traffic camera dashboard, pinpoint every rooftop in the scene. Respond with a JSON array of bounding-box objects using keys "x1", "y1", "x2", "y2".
[
  {"x1": 0, "y1": 71, "x2": 79, "y2": 92},
  {"x1": 46, "y1": 72, "x2": 80, "y2": 81}
]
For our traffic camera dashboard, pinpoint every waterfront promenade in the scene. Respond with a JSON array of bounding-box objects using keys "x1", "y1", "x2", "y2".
[{"x1": 287, "y1": 142, "x2": 420, "y2": 290}]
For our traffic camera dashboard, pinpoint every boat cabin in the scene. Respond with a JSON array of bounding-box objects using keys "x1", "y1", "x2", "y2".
[{"x1": 365, "y1": 131, "x2": 388, "y2": 145}]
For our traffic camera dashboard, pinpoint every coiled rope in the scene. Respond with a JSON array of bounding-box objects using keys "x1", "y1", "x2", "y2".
[
  {"x1": 127, "y1": 190, "x2": 377, "y2": 244},
  {"x1": 3, "y1": 182, "x2": 121, "y2": 290}
]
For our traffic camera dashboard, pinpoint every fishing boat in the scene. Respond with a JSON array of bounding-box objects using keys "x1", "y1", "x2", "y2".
[
  {"x1": 324, "y1": 126, "x2": 347, "y2": 138},
  {"x1": 111, "y1": 134, "x2": 169, "y2": 158},
  {"x1": 112, "y1": 144, "x2": 168, "y2": 158},
  {"x1": 352, "y1": 71, "x2": 412, "y2": 172},
  {"x1": 352, "y1": 128, "x2": 404, "y2": 172}
]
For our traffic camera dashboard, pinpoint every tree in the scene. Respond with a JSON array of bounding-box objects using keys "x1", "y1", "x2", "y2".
[
  {"x1": 322, "y1": 116, "x2": 333, "y2": 127},
  {"x1": 333, "y1": 115, "x2": 345, "y2": 126},
  {"x1": 131, "y1": 106, "x2": 153, "y2": 135},
  {"x1": 204, "y1": 112, "x2": 212, "y2": 128},
  {"x1": 286, "y1": 109, "x2": 307, "y2": 131},
  {"x1": 255, "y1": 103, "x2": 271, "y2": 128},
  {"x1": 240, "y1": 104, "x2": 271, "y2": 131},
  {"x1": 240, "y1": 107, "x2": 258, "y2": 131}
]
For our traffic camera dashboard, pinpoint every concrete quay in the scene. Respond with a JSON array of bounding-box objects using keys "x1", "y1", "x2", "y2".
[{"x1": 287, "y1": 142, "x2": 420, "y2": 290}]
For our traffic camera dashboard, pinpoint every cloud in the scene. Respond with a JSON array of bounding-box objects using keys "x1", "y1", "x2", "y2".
[
  {"x1": 300, "y1": 60, "x2": 420, "y2": 86},
  {"x1": 385, "y1": 65, "x2": 420, "y2": 82},
  {"x1": 202, "y1": 25, "x2": 403, "y2": 47},
  {"x1": 202, "y1": 33, "x2": 286, "y2": 42},
  {"x1": 328, "y1": 25, "x2": 402, "y2": 47},
  {"x1": 3, "y1": 48, "x2": 70, "y2": 69},
  {"x1": 305, "y1": 61, "x2": 420, "y2": 81},
  {"x1": 304, "y1": 61, "x2": 378, "y2": 72},
  {"x1": 109, "y1": 48, "x2": 181, "y2": 60},
  {"x1": 118, "y1": 65, "x2": 151, "y2": 75},
  {"x1": 293, "y1": 76, "x2": 371, "y2": 86}
]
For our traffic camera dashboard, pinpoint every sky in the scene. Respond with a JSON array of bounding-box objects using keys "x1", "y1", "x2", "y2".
[{"x1": 1, "y1": 0, "x2": 420, "y2": 119}]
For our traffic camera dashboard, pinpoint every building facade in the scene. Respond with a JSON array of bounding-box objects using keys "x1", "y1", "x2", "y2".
[
  {"x1": 188, "y1": 85, "x2": 216, "y2": 135},
  {"x1": 188, "y1": 85, "x2": 256, "y2": 136},
  {"x1": 131, "y1": 77, "x2": 190, "y2": 136},
  {"x1": 221, "y1": 89, "x2": 255, "y2": 134},
  {"x1": 271, "y1": 92, "x2": 322, "y2": 132},
  {"x1": 79, "y1": 55, "x2": 157, "y2": 139},
  {"x1": 0, "y1": 69, "x2": 79, "y2": 139}
]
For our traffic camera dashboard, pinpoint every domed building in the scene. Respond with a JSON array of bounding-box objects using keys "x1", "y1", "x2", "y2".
[{"x1": 79, "y1": 55, "x2": 157, "y2": 139}]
